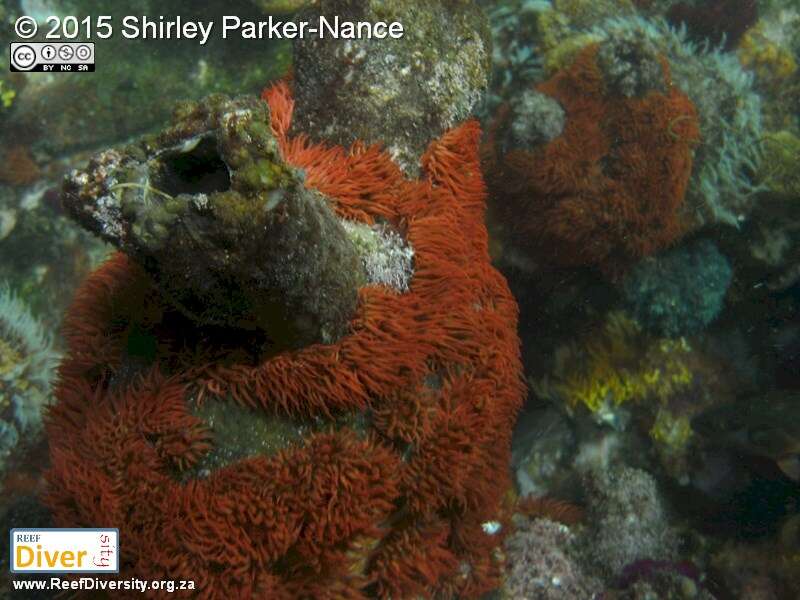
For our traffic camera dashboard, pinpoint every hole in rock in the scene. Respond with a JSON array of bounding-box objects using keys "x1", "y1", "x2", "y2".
[{"x1": 154, "y1": 136, "x2": 231, "y2": 197}]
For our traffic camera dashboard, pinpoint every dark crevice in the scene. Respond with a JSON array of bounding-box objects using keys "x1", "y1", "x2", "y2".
[{"x1": 153, "y1": 136, "x2": 231, "y2": 197}]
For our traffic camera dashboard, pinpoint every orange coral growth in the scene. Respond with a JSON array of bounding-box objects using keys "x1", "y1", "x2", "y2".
[
  {"x1": 368, "y1": 519, "x2": 459, "y2": 598},
  {"x1": 47, "y1": 372, "x2": 401, "y2": 598},
  {"x1": 45, "y1": 81, "x2": 525, "y2": 598},
  {"x1": 0, "y1": 145, "x2": 40, "y2": 186},
  {"x1": 483, "y1": 44, "x2": 700, "y2": 275}
]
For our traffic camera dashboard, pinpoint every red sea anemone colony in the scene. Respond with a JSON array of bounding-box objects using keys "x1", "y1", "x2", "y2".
[
  {"x1": 44, "y1": 81, "x2": 524, "y2": 599},
  {"x1": 483, "y1": 44, "x2": 700, "y2": 275}
]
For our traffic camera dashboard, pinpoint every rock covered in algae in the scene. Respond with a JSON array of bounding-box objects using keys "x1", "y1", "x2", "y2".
[
  {"x1": 290, "y1": 0, "x2": 491, "y2": 175},
  {"x1": 62, "y1": 95, "x2": 365, "y2": 349}
]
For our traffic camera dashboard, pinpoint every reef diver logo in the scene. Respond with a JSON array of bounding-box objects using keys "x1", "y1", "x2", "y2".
[{"x1": 10, "y1": 528, "x2": 118, "y2": 573}]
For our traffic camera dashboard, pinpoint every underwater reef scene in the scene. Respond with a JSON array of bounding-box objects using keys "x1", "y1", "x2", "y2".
[{"x1": 1, "y1": 0, "x2": 800, "y2": 597}]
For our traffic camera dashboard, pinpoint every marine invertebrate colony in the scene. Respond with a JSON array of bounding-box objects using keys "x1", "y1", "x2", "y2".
[
  {"x1": 536, "y1": 311, "x2": 694, "y2": 426},
  {"x1": 738, "y1": 20, "x2": 798, "y2": 86},
  {"x1": 44, "y1": 79, "x2": 525, "y2": 598},
  {"x1": 758, "y1": 130, "x2": 800, "y2": 198},
  {"x1": 502, "y1": 515, "x2": 602, "y2": 599},
  {"x1": 582, "y1": 466, "x2": 678, "y2": 577},
  {"x1": 484, "y1": 42, "x2": 699, "y2": 273},
  {"x1": 0, "y1": 286, "x2": 58, "y2": 489},
  {"x1": 622, "y1": 238, "x2": 733, "y2": 338},
  {"x1": 590, "y1": 17, "x2": 764, "y2": 227},
  {"x1": 488, "y1": 12, "x2": 764, "y2": 244}
]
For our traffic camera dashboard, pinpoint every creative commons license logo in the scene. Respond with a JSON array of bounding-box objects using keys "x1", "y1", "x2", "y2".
[{"x1": 9, "y1": 42, "x2": 94, "y2": 72}]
